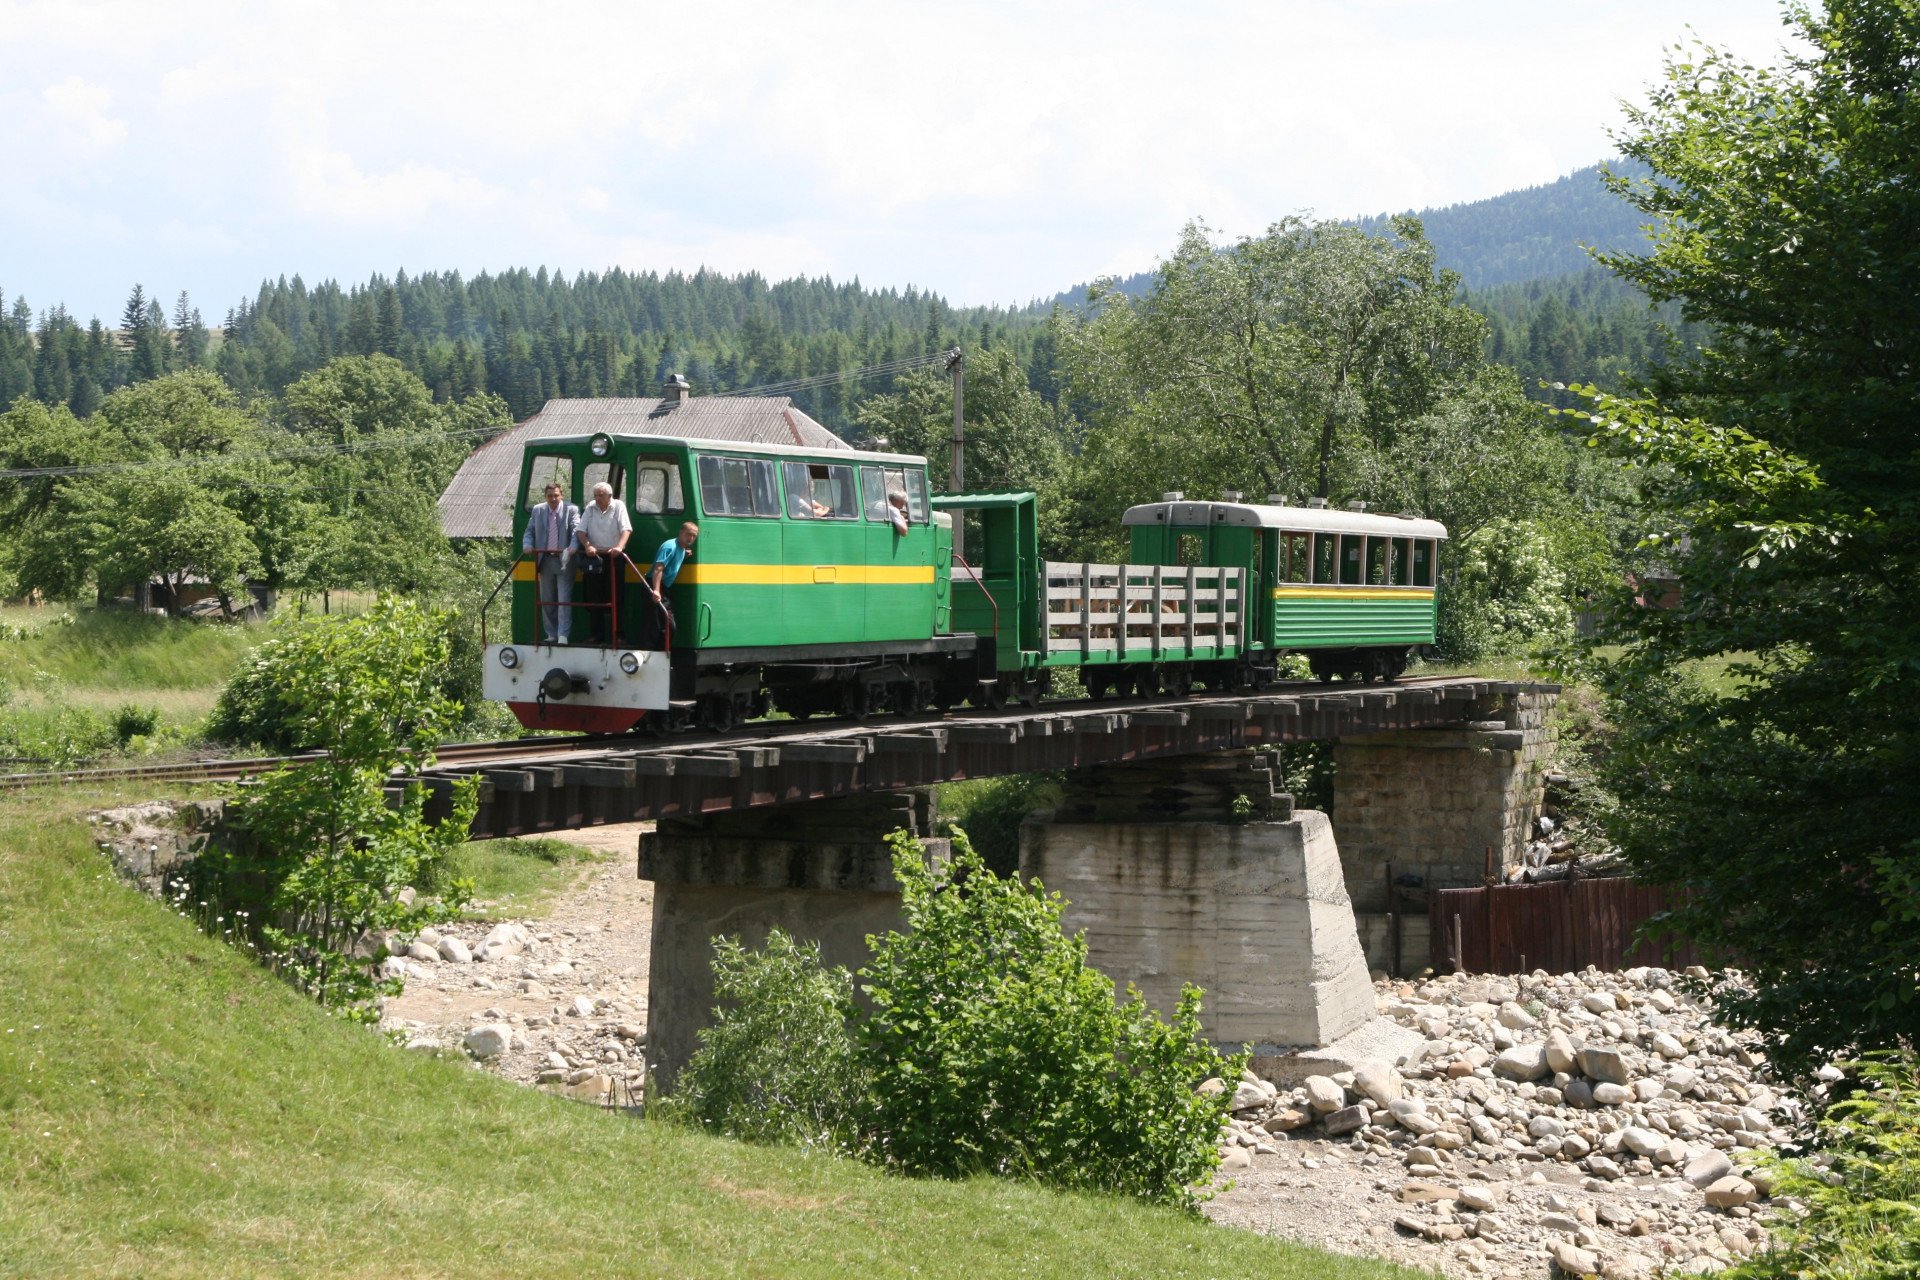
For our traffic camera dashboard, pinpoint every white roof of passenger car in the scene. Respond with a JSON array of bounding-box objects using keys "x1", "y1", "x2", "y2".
[{"x1": 1120, "y1": 500, "x2": 1448, "y2": 540}]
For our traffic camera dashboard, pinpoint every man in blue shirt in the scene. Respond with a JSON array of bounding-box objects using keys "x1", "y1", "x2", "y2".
[{"x1": 642, "y1": 522, "x2": 698, "y2": 649}]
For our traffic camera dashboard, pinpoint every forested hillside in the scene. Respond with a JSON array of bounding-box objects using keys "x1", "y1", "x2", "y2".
[
  {"x1": 0, "y1": 271, "x2": 1049, "y2": 431},
  {"x1": 1471, "y1": 266, "x2": 1706, "y2": 399}
]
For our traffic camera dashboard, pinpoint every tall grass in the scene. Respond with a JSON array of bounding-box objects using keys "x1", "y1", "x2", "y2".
[{"x1": 0, "y1": 607, "x2": 260, "y2": 691}]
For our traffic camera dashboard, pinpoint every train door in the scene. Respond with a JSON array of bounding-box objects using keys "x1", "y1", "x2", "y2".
[
  {"x1": 513, "y1": 451, "x2": 577, "y2": 645},
  {"x1": 860, "y1": 464, "x2": 934, "y2": 642},
  {"x1": 626, "y1": 450, "x2": 688, "y2": 646},
  {"x1": 780, "y1": 459, "x2": 864, "y2": 646}
]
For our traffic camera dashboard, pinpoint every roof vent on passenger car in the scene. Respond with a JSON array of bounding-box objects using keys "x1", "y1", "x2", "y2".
[
  {"x1": 1266, "y1": 494, "x2": 1287, "y2": 506},
  {"x1": 1221, "y1": 489, "x2": 1242, "y2": 502},
  {"x1": 1347, "y1": 500, "x2": 1369, "y2": 511},
  {"x1": 1307, "y1": 497, "x2": 1329, "y2": 509},
  {"x1": 1162, "y1": 491, "x2": 1184, "y2": 502}
]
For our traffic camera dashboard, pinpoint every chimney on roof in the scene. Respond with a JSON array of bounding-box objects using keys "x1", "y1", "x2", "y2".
[{"x1": 661, "y1": 373, "x2": 691, "y2": 406}]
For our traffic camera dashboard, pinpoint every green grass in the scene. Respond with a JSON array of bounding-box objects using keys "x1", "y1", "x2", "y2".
[
  {"x1": 0, "y1": 790, "x2": 1424, "y2": 1279},
  {"x1": 430, "y1": 835, "x2": 607, "y2": 919},
  {"x1": 0, "y1": 607, "x2": 260, "y2": 691}
]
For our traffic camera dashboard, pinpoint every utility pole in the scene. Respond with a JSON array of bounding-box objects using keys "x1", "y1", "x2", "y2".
[{"x1": 945, "y1": 346, "x2": 965, "y2": 561}]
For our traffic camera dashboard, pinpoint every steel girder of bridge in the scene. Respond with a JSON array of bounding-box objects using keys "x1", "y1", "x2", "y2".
[{"x1": 418, "y1": 678, "x2": 1556, "y2": 840}]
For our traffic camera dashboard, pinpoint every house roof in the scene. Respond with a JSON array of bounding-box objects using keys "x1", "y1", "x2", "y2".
[{"x1": 438, "y1": 396, "x2": 850, "y2": 538}]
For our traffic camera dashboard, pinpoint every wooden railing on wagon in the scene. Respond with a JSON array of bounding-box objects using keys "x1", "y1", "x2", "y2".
[{"x1": 1043, "y1": 563, "x2": 1245, "y2": 660}]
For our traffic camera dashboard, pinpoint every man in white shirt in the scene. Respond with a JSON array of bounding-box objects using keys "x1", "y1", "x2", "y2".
[
  {"x1": 576, "y1": 481, "x2": 632, "y2": 644},
  {"x1": 521, "y1": 482, "x2": 579, "y2": 643}
]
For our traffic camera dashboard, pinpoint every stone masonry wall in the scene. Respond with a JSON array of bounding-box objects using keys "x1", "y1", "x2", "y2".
[{"x1": 1332, "y1": 689, "x2": 1557, "y2": 974}]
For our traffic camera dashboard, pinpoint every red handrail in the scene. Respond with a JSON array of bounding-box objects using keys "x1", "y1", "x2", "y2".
[{"x1": 952, "y1": 550, "x2": 999, "y2": 647}]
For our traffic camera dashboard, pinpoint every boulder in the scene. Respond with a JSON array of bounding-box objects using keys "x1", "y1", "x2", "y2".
[
  {"x1": 1551, "y1": 1241, "x2": 1599, "y2": 1276},
  {"x1": 1324, "y1": 1104, "x2": 1368, "y2": 1136},
  {"x1": 1304, "y1": 1075, "x2": 1346, "y2": 1113},
  {"x1": 437, "y1": 937, "x2": 472, "y2": 964},
  {"x1": 1703, "y1": 1175, "x2": 1757, "y2": 1209},
  {"x1": 1580, "y1": 1046, "x2": 1633, "y2": 1086},
  {"x1": 1495, "y1": 1044, "x2": 1551, "y2": 1082},
  {"x1": 464, "y1": 1023, "x2": 512, "y2": 1059},
  {"x1": 1619, "y1": 1127, "x2": 1664, "y2": 1157},
  {"x1": 1353, "y1": 1060, "x2": 1404, "y2": 1109},
  {"x1": 1498, "y1": 1001, "x2": 1540, "y2": 1030},
  {"x1": 1592, "y1": 1082, "x2": 1634, "y2": 1106},
  {"x1": 1229, "y1": 1080, "x2": 1268, "y2": 1112}
]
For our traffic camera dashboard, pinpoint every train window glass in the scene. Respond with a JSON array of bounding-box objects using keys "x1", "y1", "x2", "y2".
[
  {"x1": 1177, "y1": 533, "x2": 1203, "y2": 566},
  {"x1": 632, "y1": 456, "x2": 685, "y2": 514},
  {"x1": 1412, "y1": 540, "x2": 1434, "y2": 587},
  {"x1": 1282, "y1": 532, "x2": 1309, "y2": 583},
  {"x1": 1366, "y1": 537, "x2": 1388, "y2": 585},
  {"x1": 583, "y1": 461, "x2": 624, "y2": 510},
  {"x1": 697, "y1": 455, "x2": 780, "y2": 518},
  {"x1": 782, "y1": 462, "x2": 858, "y2": 519},
  {"x1": 904, "y1": 470, "x2": 929, "y2": 523},
  {"x1": 1311, "y1": 533, "x2": 1336, "y2": 584},
  {"x1": 1390, "y1": 537, "x2": 1410, "y2": 586},
  {"x1": 525, "y1": 454, "x2": 574, "y2": 508},
  {"x1": 860, "y1": 465, "x2": 926, "y2": 524}
]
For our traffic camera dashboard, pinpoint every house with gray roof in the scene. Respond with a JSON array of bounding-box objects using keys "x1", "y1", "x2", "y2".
[{"x1": 438, "y1": 375, "x2": 851, "y2": 539}]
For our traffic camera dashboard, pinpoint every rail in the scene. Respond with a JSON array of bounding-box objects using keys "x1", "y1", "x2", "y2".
[{"x1": 950, "y1": 550, "x2": 999, "y2": 650}]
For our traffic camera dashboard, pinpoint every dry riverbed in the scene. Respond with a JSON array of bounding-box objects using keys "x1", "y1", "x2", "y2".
[{"x1": 379, "y1": 826, "x2": 1784, "y2": 1278}]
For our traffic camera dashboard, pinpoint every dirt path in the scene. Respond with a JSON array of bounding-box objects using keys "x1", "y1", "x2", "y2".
[{"x1": 381, "y1": 823, "x2": 656, "y2": 1103}]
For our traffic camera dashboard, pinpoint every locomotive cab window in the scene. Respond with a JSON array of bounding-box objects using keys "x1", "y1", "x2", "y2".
[
  {"x1": 584, "y1": 461, "x2": 624, "y2": 508},
  {"x1": 632, "y1": 455, "x2": 685, "y2": 514},
  {"x1": 698, "y1": 455, "x2": 780, "y2": 518},
  {"x1": 860, "y1": 465, "x2": 928, "y2": 524},
  {"x1": 525, "y1": 453, "x2": 574, "y2": 508},
  {"x1": 782, "y1": 462, "x2": 857, "y2": 520}
]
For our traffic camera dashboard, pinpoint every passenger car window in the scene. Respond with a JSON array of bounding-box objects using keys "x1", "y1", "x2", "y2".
[
  {"x1": 697, "y1": 455, "x2": 780, "y2": 517},
  {"x1": 632, "y1": 455, "x2": 685, "y2": 514},
  {"x1": 782, "y1": 462, "x2": 857, "y2": 520}
]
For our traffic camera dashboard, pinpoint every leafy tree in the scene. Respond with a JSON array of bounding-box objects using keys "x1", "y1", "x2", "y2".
[
  {"x1": 854, "y1": 345, "x2": 1073, "y2": 552},
  {"x1": 199, "y1": 598, "x2": 478, "y2": 1016},
  {"x1": 1573, "y1": 0, "x2": 1920, "y2": 1087}
]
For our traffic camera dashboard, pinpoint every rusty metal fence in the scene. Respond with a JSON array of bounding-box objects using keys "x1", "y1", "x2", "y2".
[{"x1": 1429, "y1": 877, "x2": 1702, "y2": 975}]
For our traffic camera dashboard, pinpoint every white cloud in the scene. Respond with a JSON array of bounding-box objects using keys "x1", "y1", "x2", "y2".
[{"x1": 40, "y1": 76, "x2": 126, "y2": 151}]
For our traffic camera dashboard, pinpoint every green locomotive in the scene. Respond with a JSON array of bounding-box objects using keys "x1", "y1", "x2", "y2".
[{"x1": 481, "y1": 432, "x2": 1446, "y2": 732}]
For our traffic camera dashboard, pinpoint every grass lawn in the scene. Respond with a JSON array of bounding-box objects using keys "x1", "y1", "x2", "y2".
[
  {"x1": 0, "y1": 789, "x2": 1427, "y2": 1280},
  {"x1": 432, "y1": 835, "x2": 608, "y2": 919}
]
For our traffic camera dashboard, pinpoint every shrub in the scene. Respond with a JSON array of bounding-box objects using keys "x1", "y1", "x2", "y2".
[
  {"x1": 935, "y1": 773, "x2": 1062, "y2": 875},
  {"x1": 1723, "y1": 1052, "x2": 1920, "y2": 1279},
  {"x1": 859, "y1": 828, "x2": 1243, "y2": 1207},
  {"x1": 110, "y1": 702, "x2": 160, "y2": 745},
  {"x1": 195, "y1": 597, "x2": 478, "y2": 1017},
  {"x1": 666, "y1": 930, "x2": 868, "y2": 1153},
  {"x1": 1440, "y1": 518, "x2": 1573, "y2": 660}
]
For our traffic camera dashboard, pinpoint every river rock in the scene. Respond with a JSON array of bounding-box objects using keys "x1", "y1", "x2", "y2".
[
  {"x1": 1304, "y1": 1075, "x2": 1345, "y2": 1113},
  {"x1": 437, "y1": 936, "x2": 472, "y2": 964},
  {"x1": 1229, "y1": 1080, "x2": 1268, "y2": 1112},
  {"x1": 1551, "y1": 1240, "x2": 1599, "y2": 1275},
  {"x1": 1324, "y1": 1104, "x2": 1368, "y2": 1136},
  {"x1": 1495, "y1": 1044, "x2": 1550, "y2": 1082},
  {"x1": 406, "y1": 940, "x2": 438, "y2": 963},
  {"x1": 1620, "y1": 1127, "x2": 1664, "y2": 1157},
  {"x1": 1546, "y1": 1030, "x2": 1580, "y2": 1075},
  {"x1": 1498, "y1": 1001, "x2": 1539, "y2": 1030},
  {"x1": 1592, "y1": 1082, "x2": 1633, "y2": 1106},
  {"x1": 1580, "y1": 1046, "x2": 1633, "y2": 1086},
  {"x1": 1652, "y1": 1031, "x2": 1687, "y2": 1059},
  {"x1": 1703, "y1": 1175, "x2": 1757, "y2": 1208},
  {"x1": 1390, "y1": 1098, "x2": 1440, "y2": 1135},
  {"x1": 464, "y1": 1023, "x2": 511, "y2": 1058},
  {"x1": 1354, "y1": 1060, "x2": 1404, "y2": 1108}
]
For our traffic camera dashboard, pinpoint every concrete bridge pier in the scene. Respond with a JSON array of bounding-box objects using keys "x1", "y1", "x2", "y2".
[
  {"x1": 1331, "y1": 687, "x2": 1558, "y2": 974},
  {"x1": 1018, "y1": 751, "x2": 1407, "y2": 1079},
  {"x1": 638, "y1": 790, "x2": 947, "y2": 1090}
]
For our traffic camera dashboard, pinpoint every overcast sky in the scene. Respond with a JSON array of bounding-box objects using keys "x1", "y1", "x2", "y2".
[{"x1": 1, "y1": 1, "x2": 1798, "y2": 324}]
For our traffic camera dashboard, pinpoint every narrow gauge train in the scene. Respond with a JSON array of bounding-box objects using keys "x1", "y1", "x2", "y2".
[{"x1": 481, "y1": 431, "x2": 1447, "y2": 733}]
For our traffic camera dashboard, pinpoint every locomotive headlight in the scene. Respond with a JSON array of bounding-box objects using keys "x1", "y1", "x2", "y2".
[
  {"x1": 618, "y1": 651, "x2": 641, "y2": 675},
  {"x1": 589, "y1": 433, "x2": 611, "y2": 458},
  {"x1": 498, "y1": 647, "x2": 520, "y2": 670}
]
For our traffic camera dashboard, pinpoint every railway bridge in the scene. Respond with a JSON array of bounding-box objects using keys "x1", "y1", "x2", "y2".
[{"x1": 411, "y1": 676, "x2": 1559, "y2": 1084}]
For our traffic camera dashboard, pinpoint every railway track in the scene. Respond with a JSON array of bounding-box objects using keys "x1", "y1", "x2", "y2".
[{"x1": 0, "y1": 676, "x2": 1476, "y2": 793}]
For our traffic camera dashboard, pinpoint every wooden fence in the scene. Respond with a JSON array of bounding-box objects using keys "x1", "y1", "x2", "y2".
[
  {"x1": 1043, "y1": 563, "x2": 1245, "y2": 660},
  {"x1": 1429, "y1": 877, "x2": 1702, "y2": 975}
]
